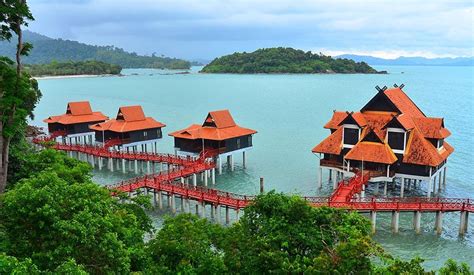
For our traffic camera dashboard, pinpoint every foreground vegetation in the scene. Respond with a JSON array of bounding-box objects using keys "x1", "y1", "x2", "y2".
[
  {"x1": 201, "y1": 47, "x2": 383, "y2": 74},
  {"x1": 0, "y1": 31, "x2": 191, "y2": 69},
  {"x1": 1, "y1": 143, "x2": 472, "y2": 273},
  {"x1": 24, "y1": 60, "x2": 122, "y2": 77}
]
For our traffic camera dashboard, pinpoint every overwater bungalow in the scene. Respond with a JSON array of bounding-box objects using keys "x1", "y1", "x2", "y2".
[
  {"x1": 312, "y1": 84, "x2": 453, "y2": 197},
  {"x1": 169, "y1": 110, "x2": 257, "y2": 173},
  {"x1": 43, "y1": 101, "x2": 108, "y2": 144},
  {"x1": 89, "y1": 105, "x2": 165, "y2": 152}
]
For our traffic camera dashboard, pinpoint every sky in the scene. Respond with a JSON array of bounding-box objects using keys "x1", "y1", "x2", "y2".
[{"x1": 28, "y1": 0, "x2": 473, "y2": 60}]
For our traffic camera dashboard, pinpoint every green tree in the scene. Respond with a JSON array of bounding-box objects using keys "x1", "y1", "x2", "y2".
[
  {"x1": 438, "y1": 259, "x2": 472, "y2": 275},
  {"x1": 0, "y1": 0, "x2": 41, "y2": 193},
  {"x1": 0, "y1": 170, "x2": 151, "y2": 273},
  {"x1": 146, "y1": 214, "x2": 227, "y2": 274},
  {"x1": 220, "y1": 191, "x2": 378, "y2": 273}
]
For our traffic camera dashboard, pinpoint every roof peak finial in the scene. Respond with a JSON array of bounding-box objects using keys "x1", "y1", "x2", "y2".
[{"x1": 375, "y1": 85, "x2": 387, "y2": 93}]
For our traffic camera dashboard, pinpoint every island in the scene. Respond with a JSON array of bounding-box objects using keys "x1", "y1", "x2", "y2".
[
  {"x1": 0, "y1": 30, "x2": 191, "y2": 70},
  {"x1": 25, "y1": 60, "x2": 122, "y2": 77},
  {"x1": 201, "y1": 47, "x2": 384, "y2": 74}
]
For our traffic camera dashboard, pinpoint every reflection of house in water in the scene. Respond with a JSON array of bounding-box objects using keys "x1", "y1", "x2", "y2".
[
  {"x1": 169, "y1": 110, "x2": 257, "y2": 174},
  {"x1": 312, "y1": 85, "x2": 453, "y2": 197},
  {"x1": 90, "y1": 105, "x2": 165, "y2": 152},
  {"x1": 43, "y1": 101, "x2": 108, "y2": 144}
]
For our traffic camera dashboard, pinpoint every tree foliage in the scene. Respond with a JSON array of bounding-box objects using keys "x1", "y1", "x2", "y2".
[
  {"x1": 0, "y1": 30, "x2": 191, "y2": 69},
  {"x1": 146, "y1": 214, "x2": 227, "y2": 274},
  {"x1": 201, "y1": 47, "x2": 381, "y2": 74},
  {"x1": 24, "y1": 60, "x2": 122, "y2": 76},
  {"x1": 0, "y1": 149, "x2": 152, "y2": 273}
]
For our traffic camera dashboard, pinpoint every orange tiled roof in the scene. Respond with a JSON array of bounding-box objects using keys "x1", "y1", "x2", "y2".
[
  {"x1": 89, "y1": 106, "x2": 165, "y2": 133},
  {"x1": 324, "y1": 111, "x2": 347, "y2": 129},
  {"x1": 412, "y1": 117, "x2": 451, "y2": 139},
  {"x1": 43, "y1": 101, "x2": 108, "y2": 125},
  {"x1": 312, "y1": 127, "x2": 343, "y2": 155},
  {"x1": 384, "y1": 87, "x2": 425, "y2": 117},
  {"x1": 345, "y1": 141, "x2": 398, "y2": 164},
  {"x1": 169, "y1": 110, "x2": 257, "y2": 141},
  {"x1": 314, "y1": 86, "x2": 453, "y2": 167},
  {"x1": 403, "y1": 129, "x2": 453, "y2": 166}
]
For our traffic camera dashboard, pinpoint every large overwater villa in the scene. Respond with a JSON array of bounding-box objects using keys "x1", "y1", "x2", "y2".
[
  {"x1": 43, "y1": 101, "x2": 108, "y2": 144},
  {"x1": 89, "y1": 105, "x2": 166, "y2": 152},
  {"x1": 169, "y1": 110, "x2": 257, "y2": 174},
  {"x1": 312, "y1": 85, "x2": 453, "y2": 197}
]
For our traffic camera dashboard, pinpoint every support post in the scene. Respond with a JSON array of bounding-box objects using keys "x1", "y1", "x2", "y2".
[
  {"x1": 318, "y1": 167, "x2": 323, "y2": 189},
  {"x1": 443, "y1": 166, "x2": 447, "y2": 188},
  {"x1": 193, "y1": 174, "x2": 197, "y2": 186},
  {"x1": 171, "y1": 195, "x2": 176, "y2": 214},
  {"x1": 384, "y1": 181, "x2": 388, "y2": 196},
  {"x1": 122, "y1": 159, "x2": 126, "y2": 174},
  {"x1": 242, "y1": 151, "x2": 246, "y2": 169},
  {"x1": 211, "y1": 168, "x2": 216, "y2": 185},
  {"x1": 400, "y1": 178, "x2": 405, "y2": 198},
  {"x1": 216, "y1": 205, "x2": 221, "y2": 224},
  {"x1": 218, "y1": 156, "x2": 222, "y2": 175},
  {"x1": 427, "y1": 179, "x2": 432, "y2": 198},
  {"x1": 158, "y1": 192, "x2": 163, "y2": 209},
  {"x1": 260, "y1": 177, "x2": 264, "y2": 194},
  {"x1": 147, "y1": 161, "x2": 151, "y2": 174},
  {"x1": 225, "y1": 207, "x2": 230, "y2": 225},
  {"x1": 134, "y1": 160, "x2": 138, "y2": 174},
  {"x1": 391, "y1": 211, "x2": 400, "y2": 233},
  {"x1": 204, "y1": 170, "x2": 208, "y2": 186},
  {"x1": 459, "y1": 211, "x2": 467, "y2": 236},
  {"x1": 414, "y1": 211, "x2": 422, "y2": 234},
  {"x1": 230, "y1": 154, "x2": 234, "y2": 171},
  {"x1": 435, "y1": 211, "x2": 443, "y2": 235},
  {"x1": 370, "y1": 211, "x2": 377, "y2": 234}
]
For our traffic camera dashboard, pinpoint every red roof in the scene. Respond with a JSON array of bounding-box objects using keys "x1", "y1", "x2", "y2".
[
  {"x1": 89, "y1": 106, "x2": 165, "y2": 133},
  {"x1": 313, "y1": 86, "x2": 453, "y2": 167},
  {"x1": 403, "y1": 129, "x2": 453, "y2": 166},
  {"x1": 384, "y1": 87, "x2": 425, "y2": 118},
  {"x1": 345, "y1": 141, "x2": 398, "y2": 164},
  {"x1": 169, "y1": 110, "x2": 257, "y2": 141},
  {"x1": 312, "y1": 127, "x2": 343, "y2": 155},
  {"x1": 43, "y1": 101, "x2": 108, "y2": 125},
  {"x1": 324, "y1": 111, "x2": 347, "y2": 129}
]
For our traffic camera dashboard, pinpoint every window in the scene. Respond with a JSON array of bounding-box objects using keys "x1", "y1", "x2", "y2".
[
  {"x1": 387, "y1": 128, "x2": 406, "y2": 153},
  {"x1": 343, "y1": 126, "x2": 359, "y2": 147},
  {"x1": 248, "y1": 136, "x2": 252, "y2": 146},
  {"x1": 437, "y1": 139, "x2": 444, "y2": 149},
  {"x1": 237, "y1": 139, "x2": 241, "y2": 149},
  {"x1": 143, "y1": 131, "x2": 147, "y2": 137}
]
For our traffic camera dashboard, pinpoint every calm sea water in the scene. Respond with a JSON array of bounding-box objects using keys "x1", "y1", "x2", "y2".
[{"x1": 32, "y1": 65, "x2": 474, "y2": 269}]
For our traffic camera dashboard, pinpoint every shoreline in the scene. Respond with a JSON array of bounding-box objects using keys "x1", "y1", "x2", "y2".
[{"x1": 33, "y1": 74, "x2": 119, "y2": 80}]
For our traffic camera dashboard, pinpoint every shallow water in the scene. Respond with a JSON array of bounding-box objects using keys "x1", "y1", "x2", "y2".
[{"x1": 32, "y1": 65, "x2": 474, "y2": 269}]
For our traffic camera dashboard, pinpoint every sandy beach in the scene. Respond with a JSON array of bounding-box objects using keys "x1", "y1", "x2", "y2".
[{"x1": 33, "y1": 74, "x2": 118, "y2": 80}]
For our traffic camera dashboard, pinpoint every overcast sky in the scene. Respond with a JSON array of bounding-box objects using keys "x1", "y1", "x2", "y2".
[{"x1": 27, "y1": 0, "x2": 473, "y2": 60}]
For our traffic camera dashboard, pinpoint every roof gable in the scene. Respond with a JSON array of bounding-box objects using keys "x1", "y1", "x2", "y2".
[
  {"x1": 117, "y1": 106, "x2": 146, "y2": 122},
  {"x1": 361, "y1": 129, "x2": 383, "y2": 143},
  {"x1": 67, "y1": 101, "x2": 93, "y2": 116},
  {"x1": 360, "y1": 88, "x2": 401, "y2": 114},
  {"x1": 339, "y1": 112, "x2": 367, "y2": 127},
  {"x1": 204, "y1": 110, "x2": 236, "y2": 129}
]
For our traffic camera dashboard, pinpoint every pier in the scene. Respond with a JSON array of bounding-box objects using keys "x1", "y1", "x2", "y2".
[{"x1": 33, "y1": 136, "x2": 472, "y2": 235}]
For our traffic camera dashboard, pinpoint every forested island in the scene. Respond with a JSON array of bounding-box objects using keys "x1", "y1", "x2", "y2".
[
  {"x1": 0, "y1": 31, "x2": 191, "y2": 69},
  {"x1": 201, "y1": 47, "x2": 384, "y2": 74},
  {"x1": 25, "y1": 60, "x2": 122, "y2": 77}
]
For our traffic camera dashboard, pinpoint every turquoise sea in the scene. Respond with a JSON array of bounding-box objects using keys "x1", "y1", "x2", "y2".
[{"x1": 32, "y1": 65, "x2": 474, "y2": 269}]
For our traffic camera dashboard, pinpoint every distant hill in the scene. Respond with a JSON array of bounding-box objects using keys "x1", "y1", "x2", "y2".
[
  {"x1": 337, "y1": 54, "x2": 473, "y2": 66},
  {"x1": 201, "y1": 47, "x2": 384, "y2": 74},
  {"x1": 0, "y1": 31, "x2": 190, "y2": 69}
]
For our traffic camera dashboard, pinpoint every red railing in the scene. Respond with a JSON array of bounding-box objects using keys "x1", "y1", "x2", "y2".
[{"x1": 33, "y1": 136, "x2": 474, "y2": 213}]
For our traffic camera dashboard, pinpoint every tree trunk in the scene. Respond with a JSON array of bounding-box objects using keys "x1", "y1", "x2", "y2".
[{"x1": 0, "y1": 135, "x2": 10, "y2": 193}]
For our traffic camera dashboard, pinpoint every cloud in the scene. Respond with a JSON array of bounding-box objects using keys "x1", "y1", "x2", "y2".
[{"x1": 26, "y1": 0, "x2": 474, "y2": 59}]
